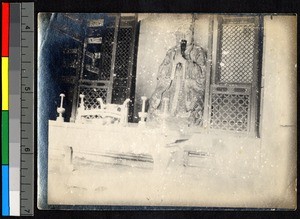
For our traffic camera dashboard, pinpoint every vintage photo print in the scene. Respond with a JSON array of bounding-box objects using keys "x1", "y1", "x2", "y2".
[{"x1": 37, "y1": 13, "x2": 297, "y2": 209}]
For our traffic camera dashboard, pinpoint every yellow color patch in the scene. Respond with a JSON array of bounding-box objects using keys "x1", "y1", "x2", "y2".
[{"x1": 2, "y1": 57, "x2": 9, "y2": 110}]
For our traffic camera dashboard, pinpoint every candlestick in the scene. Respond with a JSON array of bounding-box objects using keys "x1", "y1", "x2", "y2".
[
  {"x1": 141, "y1": 96, "x2": 147, "y2": 112},
  {"x1": 139, "y1": 96, "x2": 148, "y2": 126},
  {"x1": 60, "y1": 93, "x2": 65, "y2": 108},
  {"x1": 56, "y1": 93, "x2": 66, "y2": 122},
  {"x1": 79, "y1": 94, "x2": 85, "y2": 109}
]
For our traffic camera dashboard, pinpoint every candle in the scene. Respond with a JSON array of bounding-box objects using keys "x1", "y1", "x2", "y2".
[
  {"x1": 60, "y1": 94, "x2": 65, "y2": 108},
  {"x1": 141, "y1": 96, "x2": 147, "y2": 113}
]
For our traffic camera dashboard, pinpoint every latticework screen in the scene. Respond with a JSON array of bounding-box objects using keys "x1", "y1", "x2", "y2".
[
  {"x1": 115, "y1": 28, "x2": 132, "y2": 79},
  {"x1": 210, "y1": 86, "x2": 251, "y2": 132},
  {"x1": 100, "y1": 28, "x2": 115, "y2": 80},
  {"x1": 78, "y1": 86, "x2": 108, "y2": 109},
  {"x1": 218, "y1": 22, "x2": 256, "y2": 84},
  {"x1": 209, "y1": 17, "x2": 260, "y2": 134},
  {"x1": 112, "y1": 27, "x2": 133, "y2": 104},
  {"x1": 210, "y1": 85, "x2": 251, "y2": 132}
]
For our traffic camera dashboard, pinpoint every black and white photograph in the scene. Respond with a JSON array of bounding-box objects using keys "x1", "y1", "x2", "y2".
[{"x1": 37, "y1": 13, "x2": 297, "y2": 209}]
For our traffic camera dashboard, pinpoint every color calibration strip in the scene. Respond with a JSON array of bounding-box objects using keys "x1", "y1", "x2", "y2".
[
  {"x1": 20, "y1": 2, "x2": 35, "y2": 216},
  {"x1": 2, "y1": 2, "x2": 34, "y2": 216},
  {"x1": 2, "y1": 2, "x2": 10, "y2": 216},
  {"x1": 9, "y1": 3, "x2": 21, "y2": 216}
]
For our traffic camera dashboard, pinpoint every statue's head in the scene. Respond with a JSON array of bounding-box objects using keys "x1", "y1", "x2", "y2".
[{"x1": 175, "y1": 24, "x2": 193, "y2": 46}]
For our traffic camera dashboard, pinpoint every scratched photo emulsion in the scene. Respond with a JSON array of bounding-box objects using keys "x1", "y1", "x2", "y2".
[{"x1": 37, "y1": 13, "x2": 297, "y2": 209}]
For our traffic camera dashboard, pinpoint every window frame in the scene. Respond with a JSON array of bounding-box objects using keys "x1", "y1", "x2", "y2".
[{"x1": 204, "y1": 15, "x2": 263, "y2": 137}]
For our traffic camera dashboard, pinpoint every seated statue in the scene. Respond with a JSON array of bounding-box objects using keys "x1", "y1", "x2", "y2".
[{"x1": 148, "y1": 25, "x2": 207, "y2": 127}]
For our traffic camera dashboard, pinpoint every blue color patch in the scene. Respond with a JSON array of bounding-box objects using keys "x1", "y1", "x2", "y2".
[{"x1": 2, "y1": 165, "x2": 9, "y2": 216}]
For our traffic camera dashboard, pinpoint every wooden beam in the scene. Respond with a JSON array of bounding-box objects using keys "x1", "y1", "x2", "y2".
[
  {"x1": 107, "y1": 15, "x2": 120, "y2": 103},
  {"x1": 202, "y1": 15, "x2": 214, "y2": 130}
]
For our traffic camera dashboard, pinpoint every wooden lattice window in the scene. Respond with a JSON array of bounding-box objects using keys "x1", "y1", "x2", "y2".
[
  {"x1": 60, "y1": 14, "x2": 138, "y2": 122},
  {"x1": 208, "y1": 16, "x2": 262, "y2": 136}
]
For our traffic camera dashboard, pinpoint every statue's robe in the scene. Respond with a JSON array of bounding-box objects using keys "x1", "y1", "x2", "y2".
[{"x1": 149, "y1": 44, "x2": 206, "y2": 126}]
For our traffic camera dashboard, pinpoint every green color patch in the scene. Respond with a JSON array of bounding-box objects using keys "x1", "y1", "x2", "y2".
[{"x1": 2, "y1": 111, "x2": 9, "y2": 164}]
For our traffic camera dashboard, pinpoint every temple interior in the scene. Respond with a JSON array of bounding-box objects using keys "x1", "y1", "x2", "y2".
[{"x1": 38, "y1": 13, "x2": 296, "y2": 208}]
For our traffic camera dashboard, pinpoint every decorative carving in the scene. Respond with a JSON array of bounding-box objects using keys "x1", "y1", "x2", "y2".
[{"x1": 76, "y1": 94, "x2": 130, "y2": 125}]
